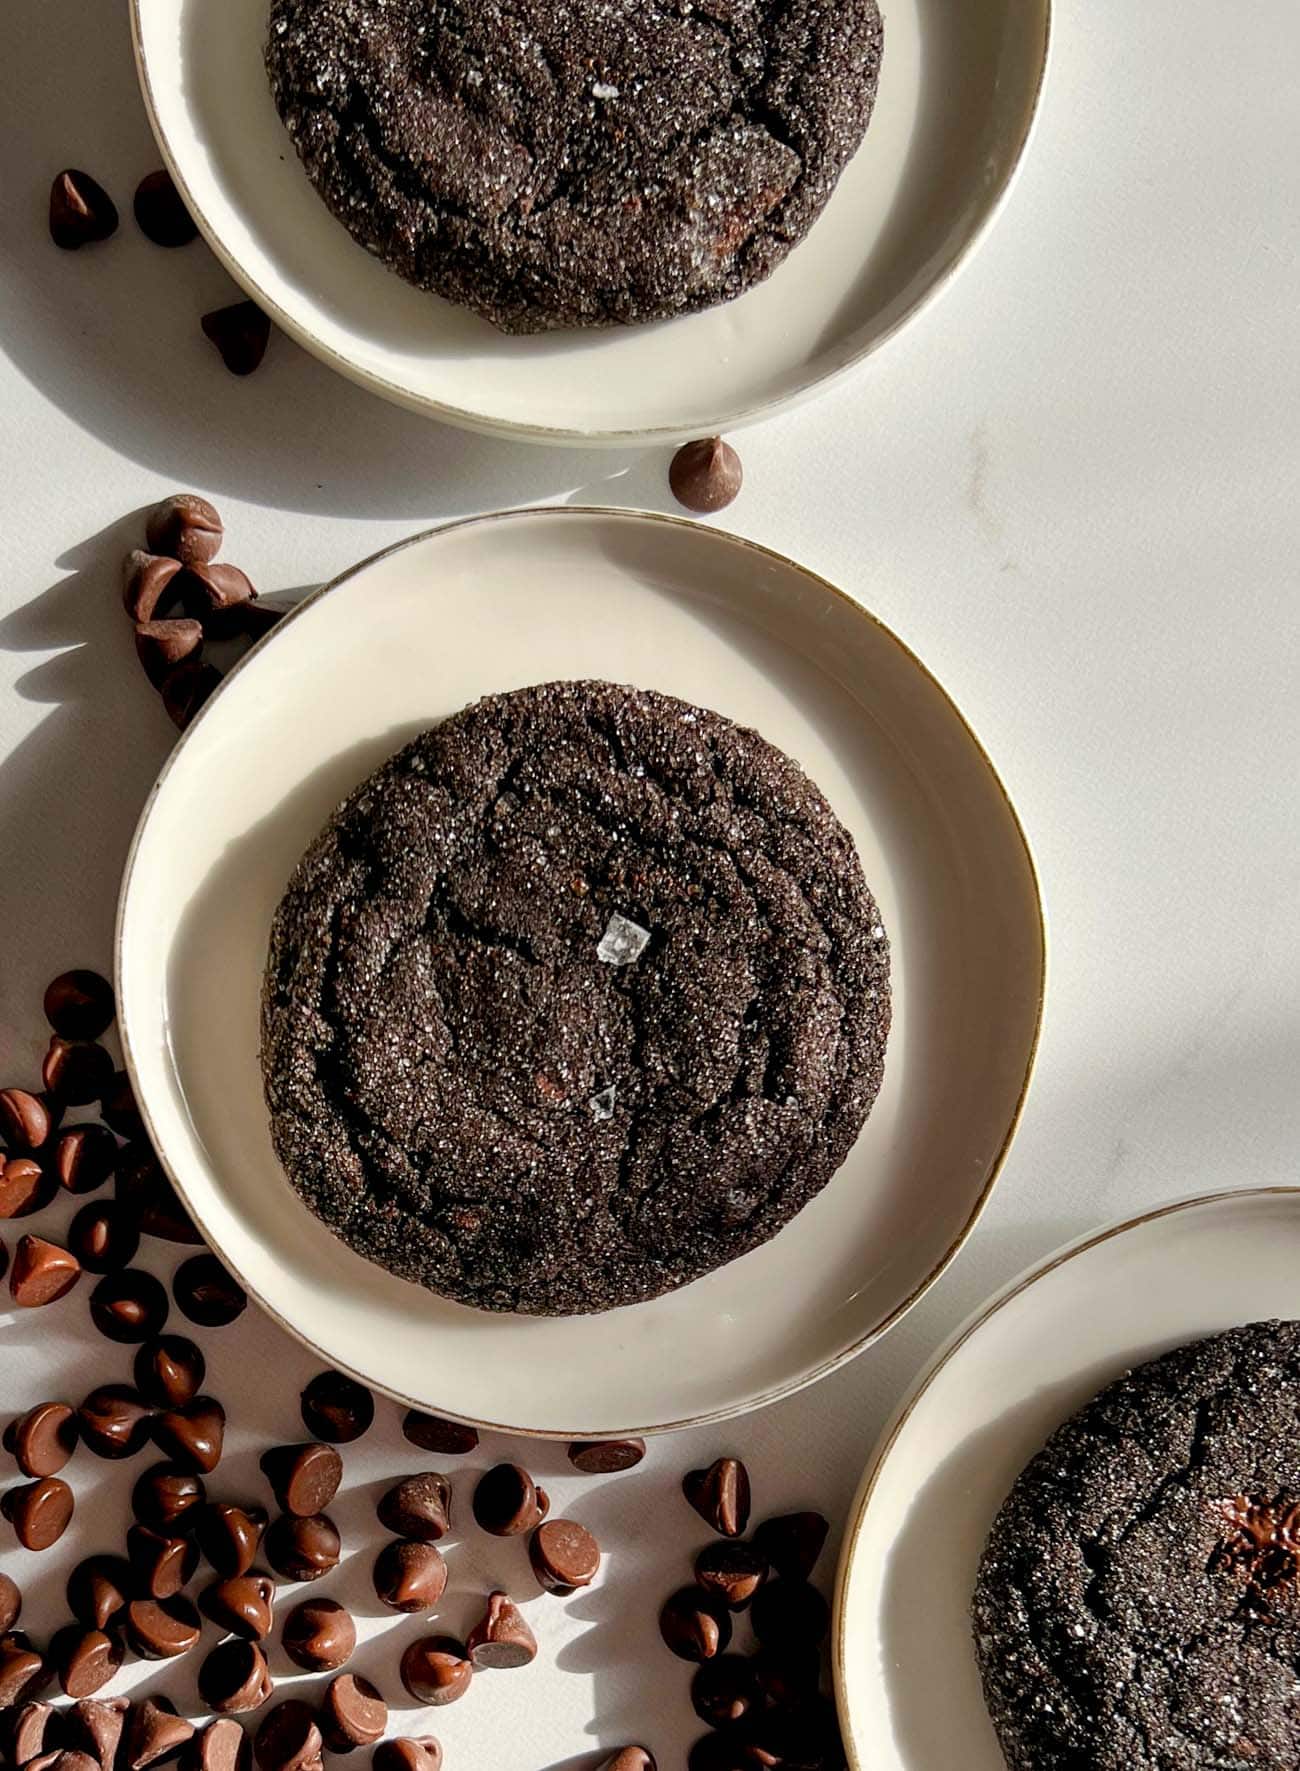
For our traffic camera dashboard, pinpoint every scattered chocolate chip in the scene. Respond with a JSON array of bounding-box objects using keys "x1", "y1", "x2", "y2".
[
  {"x1": 320, "y1": 1676, "x2": 386, "y2": 1753},
  {"x1": 599, "y1": 1752, "x2": 656, "y2": 1771},
  {"x1": 0, "y1": 1156, "x2": 57, "y2": 1218},
  {"x1": 122, "y1": 552, "x2": 185, "y2": 625},
  {"x1": 749, "y1": 1580, "x2": 830, "y2": 1649},
  {"x1": 9, "y1": 1236, "x2": 81, "y2": 1307},
  {"x1": 51, "y1": 1125, "x2": 118, "y2": 1196},
  {"x1": 260, "y1": 1444, "x2": 341, "y2": 1519},
  {"x1": 201, "y1": 302, "x2": 271, "y2": 377},
  {"x1": 161, "y1": 658, "x2": 223, "y2": 730},
  {"x1": 691, "y1": 1655, "x2": 758, "y2": 1730},
  {"x1": 198, "y1": 1640, "x2": 273, "y2": 1716},
  {"x1": 135, "y1": 620, "x2": 204, "y2": 690},
  {"x1": 122, "y1": 1698, "x2": 194, "y2": 1771},
  {"x1": 115, "y1": 1142, "x2": 202, "y2": 1242},
  {"x1": 0, "y1": 1632, "x2": 50, "y2": 1707},
  {"x1": 133, "y1": 171, "x2": 198, "y2": 248},
  {"x1": 659, "y1": 1587, "x2": 732, "y2": 1662},
  {"x1": 0, "y1": 1238, "x2": 7, "y2": 1283},
  {"x1": 90, "y1": 1268, "x2": 170, "y2": 1342},
  {"x1": 42, "y1": 1041, "x2": 114, "y2": 1109},
  {"x1": 752, "y1": 1642, "x2": 821, "y2": 1712},
  {"x1": 8, "y1": 1698, "x2": 53, "y2": 1761},
  {"x1": 372, "y1": 1539, "x2": 447, "y2": 1613},
  {"x1": 399, "y1": 1637, "x2": 472, "y2": 1707},
  {"x1": 77, "y1": 1384, "x2": 153, "y2": 1459},
  {"x1": 49, "y1": 170, "x2": 118, "y2": 250},
  {"x1": 567, "y1": 1438, "x2": 646, "y2": 1475},
  {"x1": 67, "y1": 1557, "x2": 132, "y2": 1630},
  {"x1": 124, "y1": 1595, "x2": 201, "y2": 1660},
  {"x1": 127, "y1": 1523, "x2": 200, "y2": 1599},
  {"x1": 99, "y1": 1071, "x2": 144, "y2": 1140},
  {"x1": 695, "y1": 1541, "x2": 768, "y2": 1611},
  {"x1": 131, "y1": 1462, "x2": 205, "y2": 1533},
  {"x1": 146, "y1": 494, "x2": 223, "y2": 568},
  {"x1": 753, "y1": 1513, "x2": 830, "y2": 1583},
  {"x1": 4, "y1": 1401, "x2": 78, "y2": 1477},
  {"x1": 376, "y1": 1472, "x2": 450, "y2": 1542},
  {"x1": 683, "y1": 1459, "x2": 751, "y2": 1538},
  {"x1": 0, "y1": 1089, "x2": 52, "y2": 1150},
  {"x1": 282, "y1": 1596, "x2": 354, "y2": 1673},
  {"x1": 44, "y1": 969, "x2": 115, "y2": 1040},
  {"x1": 172, "y1": 1253, "x2": 246, "y2": 1327},
  {"x1": 178, "y1": 564, "x2": 257, "y2": 640},
  {"x1": 465, "y1": 1592, "x2": 537, "y2": 1669},
  {"x1": 0, "y1": 1571, "x2": 20, "y2": 1633},
  {"x1": 473, "y1": 1463, "x2": 546, "y2": 1536},
  {"x1": 401, "y1": 1412, "x2": 478, "y2": 1456},
  {"x1": 263, "y1": 1513, "x2": 339, "y2": 1582},
  {"x1": 372, "y1": 1741, "x2": 441, "y2": 1771},
  {"x1": 686, "y1": 1735, "x2": 746, "y2": 1771},
  {"x1": 185, "y1": 1719, "x2": 252, "y2": 1771},
  {"x1": 2, "y1": 1476, "x2": 74, "y2": 1549},
  {"x1": 50, "y1": 1626, "x2": 122, "y2": 1700},
  {"x1": 240, "y1": 602, "x2": 286, "y2": 640},
  {"x1": 26, "y1": 1751, "x2": 102, "y2": 1771},
  {"x1": 134, "y1": 1335, "x2": 205, "y2": 1409},
  {"x1": 199, "y1": 1574, "x2": 275, "y2": 1641},
  {"x1": 529, "y1": 1518, "x2": 601, "y2": 1594},
  {"x1": 300, "y1": 1371, "x2": 373, "y2": 1443},
  {"x1": 152, "y1": 1395, "x2": 224, "y2": 1472},
  {"x1": 743, "y1": 1700, "x2": 845, "y2": 1771},
  {"x1": 253, "y1": 1702, "x2": 322, "y2": 1771},
  {"x1": 669, "y1": 437, "x2": 743, "y2": 514},
  {"x1": 194, "y1": 1503, "x2": 267, "y2": 1578},
  {"x1": 67, "y1": 1695, "x2": 130, "y2": 1767}
]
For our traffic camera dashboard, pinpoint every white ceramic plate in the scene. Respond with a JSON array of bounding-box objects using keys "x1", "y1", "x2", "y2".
[
  {"x1": 116, "y1": 507, "x2": 1043, "y2": 1436},
  {"x1": 129, "y1": 0, "x2": 1050, "y2": 443},
  {"x1": 834, "y1": 1186, "x2": 1300, "y2": 1771}
]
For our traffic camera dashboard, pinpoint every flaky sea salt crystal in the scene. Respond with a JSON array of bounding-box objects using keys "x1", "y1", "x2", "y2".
[
  {"x1": 597, "y1": 912, "x2": 650, "y2": 966},
  {"x1": 589, "y1": 1086, "x2": 616, "y2": 1122}
]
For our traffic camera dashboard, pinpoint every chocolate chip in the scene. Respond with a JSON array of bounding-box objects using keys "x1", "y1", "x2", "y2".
[
  {"x1": 50, "y1": 1626, "x2": 122, "y2": 1700},
  {"x1": 173, "y1": 1253, "x2": 246, "y2": 1327},
  {"x1": 0, "y1": 1571, "x2": 20, "y2": 1634},
  {"x1": 49, "y1": 170, "x2": 118, "y2": 249},
  {"x1": 0, "y1": 1155, "x2": 57, "y2": 1218},
  {"x1": 0, "y1": 1633, "x2": 50, "y2": 1707},
  {"x1": 752, "y1": 1642, "x2": 821, "y2": 1713},
  {"x1": 135, "y1": 620, "x2": 204, "y2": 690},
  {"x1": 300, "y1": 1371, "x2": 373, "y2": 1443},
  {"x1": 753, "y1": 1513, "x2": 830, "y2": 1583},
  {"x1": 90, "y1": 1268, "x2": 170, "y2": 1342},
  {"x1": 146, "y1": 495, "x2": 223, "y2": 568},
  {"x1": 399, "y1": 1637, "x2": 472, "y2": 1707},
  {"x1": 134, "y1": 1335, "x2": 205, "y2": 1409},
  {"x1": 0, "y1": 1088, "x2": 52, "y2": 1149},
  {"x1": 749, "y1": 1581, "x2": 830, "y2": 1649},
  {"x1": 199, "y1": 1574, "x2": 275, "y2": 1641},
  {"x1": 127, "y1": 1523, "x2": 200, "y2": 1599},
  {"x1": 178, "y1": 565, "x2": 257, "y2": 640},
  {"x1": 4, "y1": 1401, "x2": 78, "y2": 1477},
  {"x1": 260, "y1": 1444, "x2": 341, "y2": 1519},
  {"x1": 240, "y1": 602, "x2": 287, "y2": 640},
  {"x1": 529, "y1": 1518, "x2": 601, "y2": 1594},
  {"x1": 194, "y1": 1503, "x2": 267, "y2": 1578},
  {"x1": 691, "y1": 1655, "x2": 758, "y2": 1729},
  {"x1": 659, "y1": 1587, "x2": 732, "y2": 1662},
  {"x1": 473, "y1": 1463, "x2": 546, "y2": 1536},
  {"x1": 77, "y1": 1384, "x2": 153, "y2": 1459},
  {"x1": 376, "y1": 1472, "x2": 450, "y2": 1541},
  {"x1": 115, "y1": 1142, "x2": 202, "y2": 1242},
  {"x1": 253, "y1": 1702, "x2": 322, "y2": 1771},
  {"x1": 401, "y1": 1412, "x2": 478, "y2": 1456},
  {"x1": 371, "y1": 1741, "x2": 441, "y2": 1771},
  {"x1": 43, "y1": 1041, "x2": 114, "y2": 1109},
  {"x1": 100, "y1": 1071, "x2": 144, "y2": 1140},
  {"x1": 201, "y1": 302, "x2": 271, "y2": 377},
  {"x1": 152, "y1": 1395, "x2": 225, "y2": 1472},
  {"x1": 133, "y1": 171, "x2": 198, "y2": 248},
  {"x1": 26, "y1": 1751, "x2": 102, "y2": 1771},
  {"x1": 52, "y1": 1125, "x2": 118, "y2": 1195},
  {"x1": 124, "y1": 1595, "x2": 201, "y2": 1659},
  {"x1": 282, "y1": 1596, "x2": 354, "y2": 1673},
  {"x1": 122, "y1": 552, "x2": 185, "y2": 625},
  {"x1": 123, "y1": 1698, "x2": 194, "y2": 1771},
  {"x1": 683, "y1": 1459, "x2": 751, "y2": 1538},
  {"x1": 68, "y1": 1695, "x2": 130, "y2": 1768},
  {"x1": 198, "y1": 1640, "x2": 273, "y2": 1716},
  {"x1": 44, "y1": 969, "x2": 114, "y2": 1040},
  {"x1": 466, "y1": 1592, "x2": 537, "y2": 1669},
  {"x1": 742, "y1": 1700, "x2": 845, "y2": 1771},
  {"x1": 2, "y1": 1476, "x2": 74, "y2": 1549},
  {"x1": 263, "y1": 1513, "x2": 339, "y2": 1582},
  {"x1": 695, "y1": 1542, "x2": 768, "y2": 1611},
  {"x1": 131, "y1": 1462, "x2": 206, "y2": 1533},
  {"x1": 8, "y1": 1698, "x2": 54, "y2": 1761},
  {"x1": 161, "y1": 658, "x2": 223, "y2": 730},
  {"x1": 185, "y1": 1719, "x2": 252, "y2": 1771},
  {"x1": 567, "y1": 1438, "x2": 646, "y2": 1474},
  {"x1": 67, "y1": 1557, "x2": 132, "y2": 1630},
  {"x1": 372, "y1": 1539, "x2": 447, "y2": 1613},
  {"x1": 599, "y1": 1751, "x2": 656, "y2": 1771},
  {"x1": 686, "y1": 1735, "x2": 747, "y2": 1771},
  {"x1": 320, "y1": 1675, "x2": 386, "y2": 1753},
  {"x1": 10, "y1": 1235, "x2": 81, "y2": 1307},
  {"x1": 668, "y1": 437, "x2": 743, "y2": 514}
]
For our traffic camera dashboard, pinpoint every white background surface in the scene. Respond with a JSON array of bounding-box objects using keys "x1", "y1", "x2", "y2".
[{"x1": 1, "y1": 3, "x2": 1298, "y2": 1767}]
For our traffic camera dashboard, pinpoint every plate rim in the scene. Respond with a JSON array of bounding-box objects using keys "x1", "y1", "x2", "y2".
[
  {"x1": 830, "y1": 1182, "x2": 1300, "y2": 1769},
  {"x1": 115, "y1": 504, "x2": 1046, "y2": 1436},
  {"x1": 127, "y1": 0, "x2": 1053, "y2": 446}
]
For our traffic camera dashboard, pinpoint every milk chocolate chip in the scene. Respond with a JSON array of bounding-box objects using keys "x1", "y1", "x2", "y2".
[
  {"x1": 44, "y1": 970, "x2": 114, "y2": 1040},
  {"x1": 401, "y1": 1412, "x2": 477, "y2": 1456},
  {"x1": 50, "y1": 1626, "x2": 122, "y2": 1700},
  {"x1": 473, "y1": 1463, "x2": 546, "y2": 1536},
  {"x1": 49, "y1": 171, "x2": 118, "y2": 250},
  {"x1": 90, "y1": 1269, "x2": 170, "y2": 1343},
  {"x1": 690, "y1": 1655, "x2": 758, "y2": 1729},
  {"x1": 4, "y1": 1402, "x2": 77, "y2": 1477},
  {"x1": 0, "y1": 1090, "x2": 52, "y2": 1150},
  {"x1": 281, "y1": 1597, "x2": 354, "y2": 1673},
  {"x1": 568, "y1": 1439, "x2": 646, "y2": 1475},
  {"x1": 133, "y1": 171, "x2": 198, "y2": 249},
  {"x1": 134, "y1": 1336, "x2": 205, "y2": 1409},
  {"x1": 173, "y1": 1254, "x2": 246, "y2": 1327},
  {"x1": 668, "y1": 438, "x2": 743, "y2": 514},
  {"x1": 42, "y1": 1041, "x2": 113, "y2": 1108},
  {"x1": 465, "y1": 1593, "x2": 536, "y2": 1669},
  {"x1": 124, "y1": 1596, "x2": 201, "y2": 1660},
  {"x1": 186, "y1": 1719, "x2": 252, "y2": 1771},
  {"x1": 683, "y1": 1459, "x2": 750, "y2": 1538},
  {"x1": 135, "y1": 621, "x2": 203, "y2": 690},
  {"x1": 694, "y1": 1542, "x2": 767, "y2": 1611},
  {"x1": 199, "y1": 1574, "x2": 275, "y2": 1641},
  {"x1": 399, "y1": 1638, "x2": 472, "y2": 1707},
  {"x1": 69, "y1": 1202, "x2": 139, "y2": 1273},
  {"x1": 201, "y1": 303, "x2": 271, "y2": 378},
  {"x1": 253, "y1": 1702, "x2": 322, "y2": 1771},
  {"x1": 299, "y1": 1372, "x2": 373, "y2": 1443},
  {"x1": 68, "y1": 1695, "x2": 130, "y2": 1767},
  {"x1": 178, "y1": 566, "x2": 257, "y2": 641},
  {"x1": 372, "y1": 1540, "x2": 447, "y2": 1613},
  {"x1": 198, "y1": 1640, "x2": 273, "y2": 1716},
  {"x1": 371, "y1": 1742, "x2": 441, "y2": 1771},
  {"x1": 0, "y1": 1156, "x2": 56, "y2": 1219},
  {"x1": 8, "y1": 1698, "x2": 54, "y2": 1761},
  {"x1": 127, "y1": 1524, "x2": 200, "y2": 1599},
  {"x1": 264, "y1": 1514, "x2": 338, "y2": 1582},
  {"x1": 320, "y1": 1676, "x2": 386, "y2": 1753},
  {"x1": 67, "y1": 1557, "x2": 131, "y2": 1630},
  {"x1": 151, "y1": 1396, "x2": 224, "y2": 1472},
  {"x1": 77, "y1": 1386, "x2": 153, "y2": 1459},
  {"x1": 0, "y1": 1571, "x2": 20, "y2": 1634},
  {"x1": 529, "y1": 1519, "x2": 601, "y2": 1595},
  {"x1": 0, "y1": 1633, "x2": 50, "y2": 1707},
  {"x1": 122, "y1": 553, "x2": 184, "y2": 625},
  {"x1": 9, "y1": 1236, "x2": 81, "y2": 1307},
  {"x1": 599, "y1": 1752, "x2": 656, "y2": 1771},
  {"x1": 2, "y1": 1476, "x2": 74, "y2": 1549},
  {"x1": 100, "y1": 1072, "x2": 144, "y2": 1140},
  {"x1": 115, "y1": 1144, "x2": 201, "y2": 1243},
  {"x1": 132, "y1": 1463, "x2": 205, "y2": 1533},
  {"x1": 194, "y1": 1503, "x2": 267, "y2": 1578},
  {"x1": 146, "y1": 495, "x2": 223, "y2": 568},
  {"x1": 52, "y1": 1125, "x2": 118, "y2": 1194},
  {"x1": 659, "y1": 1588, "x2": 731, "y2": 1662},
  {"x1": 161, "y1": 659, "x2": 222, "y2": 731},
  {"x1": 122, "y1": 1698, "x2": 194, "y2": 1771},
  {"x1": 376, "y1": 1473, "x2": 450, "y2": 1542},
  {"x1": 259, "y1": 1444, "x2": 340, "y2": 1518}
]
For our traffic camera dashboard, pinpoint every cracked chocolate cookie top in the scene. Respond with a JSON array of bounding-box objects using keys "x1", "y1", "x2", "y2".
[
  {"x1": 264, "y1": 0, "x2": 884, "y2": 332},
  {"x1": 261, "y1": 680, "x2": 889, "y2": 1315},
  {"x1": 973, "y1": 1320, "x2": 1300, "y2": 1771}
]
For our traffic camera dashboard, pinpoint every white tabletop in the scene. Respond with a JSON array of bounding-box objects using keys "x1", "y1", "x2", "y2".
[{"x1": 1, "y1": 3, "x2": 1298, "y2": 1767}]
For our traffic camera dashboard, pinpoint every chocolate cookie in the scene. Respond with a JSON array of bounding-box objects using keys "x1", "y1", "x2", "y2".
[
  {"x1": 261, "y1": 681, "x2": 889, "y2": 1315},
  {"x1": 974, "y1": 1320, "x2": 1300, "y2": 1771},
  {"x1": 264, "y1": 0, "x2": 883, "y2": 333}
]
